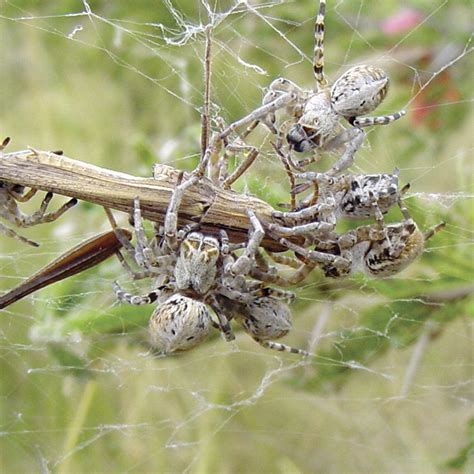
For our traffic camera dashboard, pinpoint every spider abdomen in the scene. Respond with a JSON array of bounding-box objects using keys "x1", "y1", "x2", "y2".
[
  {"x1": 331, "y1": 65, "x2": 389, "y2": 118},
  {"x1": 149, "y1": 294, "x2": 212, "y2": 354},
  {"x1": 364, "y1": 227, "x2": 425, "y2": 277},
  {"x1": 237, "y1": 296, "x2": 292, "y2": 341},
  {"x1": 338, "y1": 173, "x2": 400, "y2": 219}
]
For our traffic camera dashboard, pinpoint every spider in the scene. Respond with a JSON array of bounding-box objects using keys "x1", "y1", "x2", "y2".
[
  {"x1": 268, "y1": 169, "x2": 404, "y2": 240},
  {"x1": 213, "y1": 0, "x2": 405, "y2": 177},
  {"x1": 112, "y1": 171, "x2": 310, "y2": 356},
  {"x1": 275, "y1": 198, "x2": 445, "y2": 279},
  {"x1": 0, "y1": 137, "x2": 77, "y2": 246}
]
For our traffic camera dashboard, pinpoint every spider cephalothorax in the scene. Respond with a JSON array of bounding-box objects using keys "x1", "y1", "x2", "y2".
[{"x1": 175, "y1": 232, "x2": 221, "y2": 295}]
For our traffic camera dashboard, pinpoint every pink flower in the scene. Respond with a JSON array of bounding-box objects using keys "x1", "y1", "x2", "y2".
[{"x1": 382, "y1": 8, "x2": 424, "y2": 35}]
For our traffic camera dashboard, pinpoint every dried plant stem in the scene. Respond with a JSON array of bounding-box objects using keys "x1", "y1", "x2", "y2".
[{"x1": 0, "y1": 148, "x2": 297, "y2": 251}]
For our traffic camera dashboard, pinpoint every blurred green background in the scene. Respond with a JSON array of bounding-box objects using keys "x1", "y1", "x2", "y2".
[{"x1": 0, "y1": 1, "x2": 472, "y2": 472}]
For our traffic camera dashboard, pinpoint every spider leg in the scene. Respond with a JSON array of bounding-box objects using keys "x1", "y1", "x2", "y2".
[
  {"x1": 324, "y1": 128, "x2": 366, "y2": 176},
  {"x1": 221, "y1": 145, "x2": 259, "y2": 189},
  {"x1": 164, "y1": 172, "x2": 199, "y2": 251},
  {"x1": 227, "y1": 209, "x2": 265, "y2": 275},
  {"x1": 313, "y1": 0, "x2": 328, "y2": 88},
  {"x1": 352, "y1": 110, "x2": 406, "y2": 127},
  {"x1": 251, "y1": 286, "x2": 295, "y2": 301},
  {"x1": 132, "y1": 197, "x2": 161, "y2": 269},
  {"x1": 252, "y1": 254, "x2": 286, "y2": 283},
  {"x1": 250, "y1": 261, "x2": 317, "y2": 287},
  {"x1": 265, "y1": 251, "x2": 302, "y2": 269},
  {"x1": 272, "y1": 198, "x2": 336, "y2": 221},
  {"x1": 1, "y1": 190, "x2": 77, "y2": 228},
  {"x1": 219, "y1": 92, "x2": 297, "y2": 141},
  {"x1": 260, "y1": 90, "x2": 280, "y2": 133},
  {"x1": 269, "y1": 219, "x2": 335, "y2": 237},
  {"x1": 280, "y1": 237, "x2": 352, "y2": 273},
  {"x1": 206, "y1": 294, "x2": 235, "y2": 342},
  {"x1": 271, "y1": 141, "x2": 299, "y2": 209},
  {"x1": 256, "y1": 249, "x2": 310, "y2": 284},
  {"x1": 388, "y1": 196, "x2": 418, "y2": 256},
  {"x1": 215, "y1": 115, "x2": 261, "y2": 185},
  {"x1": 424, "y1": 222, "x2": 446, "y2": 241},
  {"x1": 0, "y1": 221, "x2": 38, "y2": 247},
  {"x1": 113, "y1": 251, "x2": 159, "y2": 281},
  {"x1": 113, "y1": 281, "x2": 163, "y2": 305},
  {"x1": 104, "y1": 207, "x2": 165, "y2": 280},
  {"x1": 255, "y1": 339, "x2": 310, "y2": 357}
]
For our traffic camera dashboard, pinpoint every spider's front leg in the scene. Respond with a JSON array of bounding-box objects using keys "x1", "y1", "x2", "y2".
[
  {"x1": 201, "y1": 87, "x2": 301, "y2": 181},
  {"x1": 164, "y1": 172, "x2": 200, "y2": 251},
  {"x1": 249, "y1": 249, "x2": 313, "y2": 288},
  {"x1": 261, "y1": 78, "x2": 306, "y2": 133},
  {"x1": 250, "y1": 257, "x2": 317, "y2": 288},
  {"x1": 281, "y1": 237, "x2": 353, "y2": 278},
  {"x1": 218, "y1": 91, "x2": 298, "y2": 142},
  {"x1": 268, "y1": 183, "x2": 338, "y2": 241},
  {"x1": 113, "y1": 281, "x2": 166, "y2": 306},
  {"x1": 131, "y1": 197, "x2": 174, "y2": 272},
  {"x1": 323, "y1": 127, "x2": 366, "y2": 176},
  {"x1": 270, "y1": 196, "x2": 337, "y2": 233},
  {"x1": 104, "y1": 204, "x2": 168, "y2": 281},
  {"x1": 225, "y1": 209, "x2": 265, "y2": 277}
]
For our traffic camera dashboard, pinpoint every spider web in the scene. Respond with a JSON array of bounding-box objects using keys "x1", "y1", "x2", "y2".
[{"x1": 0, "y1": 1, "x2": 473, "y2": 472}]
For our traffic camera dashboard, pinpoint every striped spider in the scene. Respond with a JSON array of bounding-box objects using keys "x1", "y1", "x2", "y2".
[
  {"x1": 112, "y1": 171, "x2": 310, "y2": 356},
  {"x1": 0, "y1": 137, "x2": 77, "y2": 247},
  {"x1": 269, "y1": 168, "x2": 404, "y2": 240},
  {"x1": 275, "y1": 199, "x2": 445, "y2": 279},
  {"x1": 216, "y1": 0, "x2": 405, "y2": 177}
]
